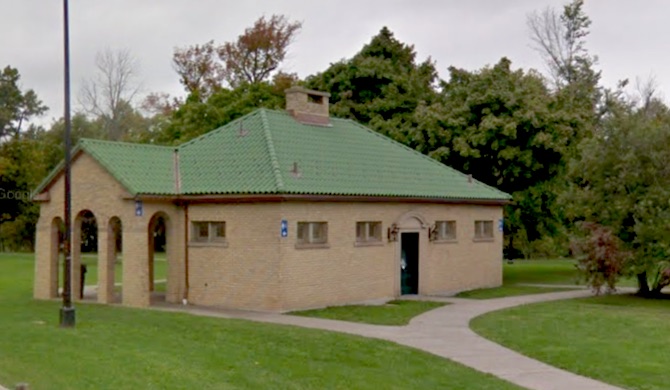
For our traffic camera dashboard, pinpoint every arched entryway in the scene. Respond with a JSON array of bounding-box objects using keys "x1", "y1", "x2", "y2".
[
  {"x1": 148, "y1": 212, "x2": 169, "y2": 303},
  {"x1": 73, "y1": 210, "x2": 98, "y2": 301}
]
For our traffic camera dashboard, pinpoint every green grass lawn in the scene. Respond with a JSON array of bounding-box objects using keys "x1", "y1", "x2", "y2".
[
  {"x1": 456, "y1": 259, "x2": 582, "y2": 299},
  {"x1": 0, "y1": 253, "x2": 521, "y2": 389},
  {"x1": 456, "y1": 284, "x2": 576, "y2": 299},
  {"x1": 292, "y1": 300, "x2": 447, "y2": 325},
  {"x1": 503, "y1": 258, "x2": 581, "y2": 285},
  {"x1": 471, "y1": 294, "x2": 670, "y2": 390}
]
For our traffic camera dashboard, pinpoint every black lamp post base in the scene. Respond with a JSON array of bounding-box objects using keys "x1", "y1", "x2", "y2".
[{"x1": 59, "y1": 306, "x2": 76, "y2": 328}]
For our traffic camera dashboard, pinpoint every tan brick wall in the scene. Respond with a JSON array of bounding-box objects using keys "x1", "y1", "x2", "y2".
[
  {"x1": 277, "y1": 202, "x2": 393, "y2": 311},
  {"x1": 276, "y1": 202, "x2": 503, "y2": 311},
  {"x1": 420, "y1": 205, "x2": 504, "y2": 295},
  {"x1": 34, "y1": 152, "x2": 184, "y2": 308},
  {"x1": 186, "y1": 203, "x2": 282, "y2": 311}
]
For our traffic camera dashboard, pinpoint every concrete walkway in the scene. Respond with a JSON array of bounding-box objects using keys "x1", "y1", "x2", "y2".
[{"x1": 154, "y1": 290, "x2": 624, "y2": 390}]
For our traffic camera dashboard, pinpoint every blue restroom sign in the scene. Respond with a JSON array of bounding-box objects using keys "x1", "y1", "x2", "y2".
[
  {"x1": 498, "y1": 218, "x2": 504, "y2": 232},
  {"x1": 135, "y1": 200, "x2": 143, "y2": 216},
  {"x1": 281, "y1": 219, "x2": 288, "y2": 237}
]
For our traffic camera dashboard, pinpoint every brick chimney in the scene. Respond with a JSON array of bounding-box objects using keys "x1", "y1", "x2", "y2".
[{"x1": 285, "y1": 87, "x2": 331, "y2": 126}]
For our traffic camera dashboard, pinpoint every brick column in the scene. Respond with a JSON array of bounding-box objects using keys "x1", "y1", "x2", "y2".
[
  {"x1": 97, "y1": 223, "x2": 115, "y2": 304},
  {"x1": 34, "y1": 218, "x2": 57, "y2": 299},
  {"x1": 122, "y1": 223, "x2": 150, "y2": 307},
  {"x1": 71, "y1": 221, "x2": 82, "y2": 301},
  {"x1": 165, "y1": 211, "x2": 184, "y2": 304}
]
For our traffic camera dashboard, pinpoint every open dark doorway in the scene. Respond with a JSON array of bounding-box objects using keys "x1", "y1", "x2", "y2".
[
  {"x1": 76, "y1": 210, "x2": 98, "y2": 300},
  {"x1": 148, "y1": 213, "x2": 168, "y2": 302},
  {"x1": 400, "y1": 232, "x2": 419, "y2": 295}
]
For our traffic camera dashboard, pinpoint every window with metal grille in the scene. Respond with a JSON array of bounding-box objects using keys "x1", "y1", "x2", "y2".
[
  {"x1": 297, "y1": 222, "x2": 328, "y2": 246},
  {"x1": 356, "y1": 221, "x2": 382, "y2": 243},
  {"x1": 191, "y1": 221, "x2": 226, "y2": 243},
  {"x1": 474, "y1": 220, "x2": 493, "y2": 240},
  {"x1": 435, "y1": 220, "x2": 457, "y2": 241}
]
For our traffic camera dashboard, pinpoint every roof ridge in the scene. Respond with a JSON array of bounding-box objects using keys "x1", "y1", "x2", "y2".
[
  {"x1": 177, "y1": 111, "x2": 260, "y2": 150},
  {"x1": 173, "y1": 148, "x2": 181, "y2": 194},
  {"x1": 345, "y1": 120, "x2": 511, "y2": 199},
  {"x1": 79, "y1": 137, "x2": 173, "y2": 150},
  {"x1": 259, "y1": 109, "x2": 285, "y2": 191}
]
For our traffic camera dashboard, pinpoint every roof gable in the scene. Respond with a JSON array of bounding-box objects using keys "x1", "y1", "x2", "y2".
[{"x1": 34, "y1": 139, "x2": 176, "y2": 196}]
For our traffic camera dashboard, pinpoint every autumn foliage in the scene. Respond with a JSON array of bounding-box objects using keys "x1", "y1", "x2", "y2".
[
  {"x1": 172, "y1": 15, "x2": 301, "y2": 100},
  {"x1": 572, "y1": 222, "x2": 629, "y2": 294},
  {"x1": 219, "y1": 15, "x2": 302, "y2": 86}
]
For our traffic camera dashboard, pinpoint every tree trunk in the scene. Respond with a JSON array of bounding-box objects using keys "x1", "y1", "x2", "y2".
[{"x1": 636, "y1": 272, "x2": 650, "y2": 297}]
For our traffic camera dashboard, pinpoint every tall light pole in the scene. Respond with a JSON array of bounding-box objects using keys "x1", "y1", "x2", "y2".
[{"x1": 60, "y1": 0, "x2": 75, "y2": 328}]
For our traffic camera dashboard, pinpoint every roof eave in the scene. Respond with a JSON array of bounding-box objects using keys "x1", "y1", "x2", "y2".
[
  {"x1": 31, "y1": 146, "x2": 84, "y2": 199},
  {"x1": 134, "y1": 193, "x2": 511, "y2": 206}
]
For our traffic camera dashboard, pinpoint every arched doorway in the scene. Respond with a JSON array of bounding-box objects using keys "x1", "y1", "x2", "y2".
[
  {"x1": 148, "y1": 212, "x2": 168, "y2": 302},
  {"x1": 73, "y1": 210, "x2": 98, "y2": 301},
  {"x1": 394, "y1": 211, "x2": 428, "y2": 296},
  {"x1": 51, "y1": 217, "x2": 65, "y2": 298}
]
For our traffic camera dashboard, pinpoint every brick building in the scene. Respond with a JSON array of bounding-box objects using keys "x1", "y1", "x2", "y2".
[{"x1": 33, "y1": 87, "x2": 510, "y2": 312}]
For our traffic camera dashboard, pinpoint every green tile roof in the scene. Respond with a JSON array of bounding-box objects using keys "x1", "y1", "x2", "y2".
[
  {"x1": 34, "y1": 139, "x2": 176, "y2": 196},
  {"x1": 178, "y1": 111, "x2": 281, "y2": 194},
  {"x1": 79, "y1": 139, "x2": 176, "y2": 194},
  {"x1": 36, "y1": 109, "x2": 511, "y2": 202}
]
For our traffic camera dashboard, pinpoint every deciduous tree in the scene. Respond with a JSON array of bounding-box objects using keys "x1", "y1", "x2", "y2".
[
  {"x1": 565, "y1": 97, "x2": 670, "y2": 296},
  {"x1": 171, "y1": 14, "x2": 301, "y2": 101},
  {"x1": 527, "y1": 0, "x2": 599, "y2": 90},
  {"x1": 527, "y1": 0, "x2": 601, "y2": 145},
  {"x1": 155, "y1": 81, "x2": 286, "y2": 145},
  {"x1": 413, "y1": 58, "x2": 578, "y2": 257},
  {"x1": 219, "y1": 15, "x2": 302, "y2": 86},
  {"x1": 172, "y1": 40, "x2": 224, "y2": 101},
  {"x1": 79, "y1": 49, "x2": 142, "y2": 141}
]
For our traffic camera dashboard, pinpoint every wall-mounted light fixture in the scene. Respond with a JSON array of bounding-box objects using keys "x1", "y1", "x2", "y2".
[
  {"x1": 428, "y1": 224, "x2": 438, "y2": 241},
  {"x1": 387, "y1": 223, "x2": 399, "y2": 242}
]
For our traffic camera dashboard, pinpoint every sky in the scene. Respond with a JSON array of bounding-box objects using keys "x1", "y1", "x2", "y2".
[{"x1": 2, "y1": 0, "x2": 669, "y2": 127}]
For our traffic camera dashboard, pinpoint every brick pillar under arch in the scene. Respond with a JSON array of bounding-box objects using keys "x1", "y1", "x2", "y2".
[
  {"x1": 34, "y1": 216, "x2": 63, "y2": 300},
  {"x1": 71, "y1": 217, "x2": 82, "y2": 302},
  {"x1": 122, "y1": 221, "x2": 150, "y2": 307},
  {"x1": 96, "y1": 221, "x2": 112, "y2": 304}
]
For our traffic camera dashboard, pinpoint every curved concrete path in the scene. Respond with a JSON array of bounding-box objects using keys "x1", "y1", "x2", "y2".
[{"x1": 155, "y1": 290, "x2": 623, "y2": 390}]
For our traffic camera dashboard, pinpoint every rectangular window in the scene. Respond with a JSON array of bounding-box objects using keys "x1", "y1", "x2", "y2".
[
  {"x1": 211, "y1": 222, "x2": 226, "y2": 242},
  {"x1": 297, "y1": 222, "x2": 328, "y2": 246},
  {"x1": 191, "y1": 221, "x2": 226, "y2": 244},
  {"x1": 435, "y1": 220, "x2": 457, "y2": 241},
  {"x1": 474, "y1": 220, "x2": 494, "y2": 240},
  {"x1": 356, "y1": 221, "x2": 382, "y2": 243},
  {"x1": 193, "y1": 222, "x2": 209, "y2": 242}
]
